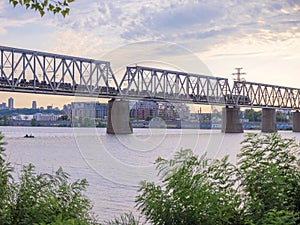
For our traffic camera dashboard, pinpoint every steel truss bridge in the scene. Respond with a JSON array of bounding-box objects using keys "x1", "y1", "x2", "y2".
[{"x1": 1, "y1": 45, "x2": 300, "y2": 110}]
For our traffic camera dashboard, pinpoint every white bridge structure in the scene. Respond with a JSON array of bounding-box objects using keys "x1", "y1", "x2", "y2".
[{"x1": 1, "y1": 45, "x2": 300, "y2": 133}]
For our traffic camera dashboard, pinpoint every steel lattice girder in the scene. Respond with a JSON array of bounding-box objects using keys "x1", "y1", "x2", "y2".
[
  {"x1": 0, "y1": 46, "x2": 119, "y2": 97},
  {"x1": 4, "y1": 46, "x2": 300, "y2": 110},
  {"x1": 119, "y1": 66, "x2": 231, "y2": 104},
  {"x1": 231, "y1": 81, "x2": 300, "y2": 109}
]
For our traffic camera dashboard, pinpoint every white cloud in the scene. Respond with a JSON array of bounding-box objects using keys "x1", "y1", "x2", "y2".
[
  {"x1": 2, "y1": 0, "x2": 300, "y2": 63},
  {"x1": 2, "y1": 0, "x2": 300, "y2": 106},
  {"x1": 0, "y1": 1, "x2": 52, "y2": 36},
  {"x1": 0, "y1": 1, "x2": 6, "y2": 13},
  {"x1": 5, "y1": 0, "x2": 298, "y2": 54},
  {"x1": 50, "y1": 29, "x2": 104, "y2": 58}
]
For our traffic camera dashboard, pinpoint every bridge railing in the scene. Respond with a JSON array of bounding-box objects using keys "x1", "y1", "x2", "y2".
[{"x1": 0, "y1": 46, "x2": 119, "y2": 96}]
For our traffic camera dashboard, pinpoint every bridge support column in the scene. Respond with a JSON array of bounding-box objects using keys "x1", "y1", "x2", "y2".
[
  {"x1": 106, "y1": 99, "x2": 133, "y2": 134},
  {"x1": 221, "y1": 106, "x2": 243, "y2": 133},
  {"x1": 262, "y1": 108, "x2": 277, "y2": 133},
  {"x1": 293, "y1": 110, "x2": 300, "y2": 132}
]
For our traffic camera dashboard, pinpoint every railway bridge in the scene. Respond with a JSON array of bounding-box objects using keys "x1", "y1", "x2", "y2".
[{"x1": 1, "y1": 45, "x2": 299, "y2": 133}]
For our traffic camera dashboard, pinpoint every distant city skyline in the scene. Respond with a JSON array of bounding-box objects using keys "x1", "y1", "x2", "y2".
[{"x1": 0, "y1": 91, "x2": 109, "y2": 109}]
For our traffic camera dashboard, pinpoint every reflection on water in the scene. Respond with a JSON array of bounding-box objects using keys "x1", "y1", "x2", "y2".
[{"x1": 1, "y1": 126, "x2": 299, "y2": 222}]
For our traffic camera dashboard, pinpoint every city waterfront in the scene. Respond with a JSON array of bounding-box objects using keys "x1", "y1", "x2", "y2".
[{"x1": 1, "y1": 126, "x2": 300, "y2": 222}]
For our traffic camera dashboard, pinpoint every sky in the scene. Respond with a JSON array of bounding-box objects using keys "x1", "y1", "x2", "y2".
[{"x1": 1, "y1": 0, "x2": 300, "y2": 109}]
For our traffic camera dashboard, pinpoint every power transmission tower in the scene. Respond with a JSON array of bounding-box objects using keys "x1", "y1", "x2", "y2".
[{"x1": 232, "y1": 67, "x2": 246, "y2": 82}]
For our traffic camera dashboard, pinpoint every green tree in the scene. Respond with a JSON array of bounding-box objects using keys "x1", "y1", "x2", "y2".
[
  {"x1": 58, "y1": 114, "x2": 69, "y2": 121},
  {"x1": 83, "y1": 117, "x2": 93, "y2": 127},
  {"x1": 136, "y1": 149, "x2": 243, "y2": 225},
  {"x1": 276, "y1": 111, "x2": 291, "y2": 122},
  {"x1": 97, "y1": 121, "x2": 106, "y2": 128},
  {"x1": 10, "y1": 165, "x2": 93, "y2": 224},
  {"x1": 258, "y1": 209, "x2": 299, "y2": 225},
  {"x1": 244, "y1": 109, "x2": 261, "y2": 122},
  {"x1": 9, "y1": 0, "x2": 75, "y2": 17},
  {"x1": 0, "y1": 132, "x2": 96, "y2": 224},
  {"x1": 104, "y1": 212, "x2": 143, "y2": 225},
  {"x1": 145, "y1": 115, "x2": 152, "y2": 121},
  {"x1": 136, "y1": 133, "x2": 300, "y2": 225},
  {"x1": 31, "y1": 118, "x2": 38, "y2": 126},
  {"x1": 3, "y1": 115, "x2": 9, "y2": 126},
  {"x1": 0, "y1": 132, "x2": 14, "y2": 224},
  {"x1": 237, "y1": 133, "x2": 300, "y2": 224}
]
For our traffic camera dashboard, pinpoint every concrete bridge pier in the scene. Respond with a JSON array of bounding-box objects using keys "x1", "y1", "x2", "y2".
[
  {"x1": 262, "y1": 108, "x2": 277, "y2": 133},
  {"x1": 106, "y1": 99, "x2": 133, "y2": 134},
  {"x1": 221, "y1": 106, "x2": 243, "y2": 133},
  {"x1": 293, "y1": 110, "x2": 300, "y2": 132}
]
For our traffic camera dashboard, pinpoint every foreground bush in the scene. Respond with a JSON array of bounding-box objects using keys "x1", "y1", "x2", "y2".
[
  {"x1": 136, "y1": 150, "x2": 242, "y2": 225},
  {"x1": 2, "y1": 130, "x2": 300, "y2": 225},
  {"x1": 0, "y1": 132, "x2": 96, "y2": 225},
  {"x1": 238, "y1": 133, "x2": 300, "y2": 224},
  {"x1": 136, "y1": 133, "x2": 300, "y2": 225},
  {"x1": 103, "y1": 212, "x2": 143, "y2": 225}
]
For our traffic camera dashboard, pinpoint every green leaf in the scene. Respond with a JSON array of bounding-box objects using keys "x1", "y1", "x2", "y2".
[
  {"x1": 61, "y1": 8, "x2": 70, "y2": 17},
  {"x1": 48, "y1": 4, "x2": 54, "y2": 11},
  {"x1": 9, "y1": 0, "x2": 74, "y2": 17},
  {"x1": 39, "y1": 9, "x2": 45, "y2": 17},
  {"x1": 11, "y1": 0, "x2": 18, "y2": 7}
]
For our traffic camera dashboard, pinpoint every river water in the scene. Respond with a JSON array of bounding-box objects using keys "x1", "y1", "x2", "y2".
[{"x1": 1, "y1": 126, "x2": 300, "y2": 222}]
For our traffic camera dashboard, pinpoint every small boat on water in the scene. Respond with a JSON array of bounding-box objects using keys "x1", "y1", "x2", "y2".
[{"x1": 24, "y1": 134, "x2": 34, "y2": 138}]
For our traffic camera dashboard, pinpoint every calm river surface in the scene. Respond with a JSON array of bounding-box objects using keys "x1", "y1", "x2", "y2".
[{"x1": 1, "y1": 126, "x2": 300, "y2": 222}]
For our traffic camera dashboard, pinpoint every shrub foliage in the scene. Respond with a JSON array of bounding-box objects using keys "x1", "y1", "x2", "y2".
[
  {"x1": 0, "y1": 132, "x2": 95, "y2": 225},
  {"x1": 103, "y1": 212, "x2": 143, "y2": 225},
  {"x1": 2, "y1": 130, "x2": 300, "y2": 225},
  {"x1": 238, "y1": 133, "x2": 300, "y2": 224},
  {"x1": 136, "y1": 133, "x2": 300, "y2": 225}
]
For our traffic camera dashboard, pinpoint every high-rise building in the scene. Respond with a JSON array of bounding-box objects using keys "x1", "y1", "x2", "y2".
[
  {"x1": 0, "y1": 103, "x2": 6, "y2": 110},
  {"x1": 157, "y1": 102, "x2": 190, "y2": 120},
  {"x1": 71, "y1": 102, "x2": 108, "y2": 119},
  {"x1": 63, "y1": 104, "x2": 72, "y2": 119},
  {"x1": 32, "y1": 101, "x2": 37, "y2": 109},
  {"x1": 8, "y1": 97, "x2": 14, "y2": 109},
  {"x1": 130, "y1": 101, "x2": 158, "y2": 120}
]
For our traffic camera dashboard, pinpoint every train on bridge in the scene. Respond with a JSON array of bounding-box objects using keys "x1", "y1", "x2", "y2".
[{"x1": 0, "y1": 77, "x2": 118, "y2": 95}]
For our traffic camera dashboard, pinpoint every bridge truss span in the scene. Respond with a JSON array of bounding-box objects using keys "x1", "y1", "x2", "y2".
[
  {"x1": 3, "y1": 45, "x2": 300, "y2": 111},
  {"x1": 231, "y1": 81, "x2": 300, "y2": 109},
  {"x1": 119, "y1": 66, "x2": 231, "y2": 105},
  {"x1": 0, "y1": 46, "x2": 119, "y2": 97}
]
